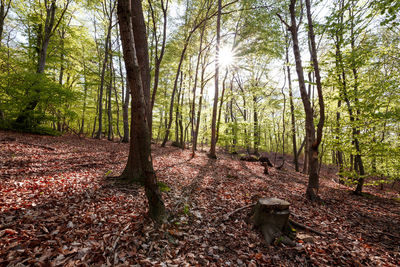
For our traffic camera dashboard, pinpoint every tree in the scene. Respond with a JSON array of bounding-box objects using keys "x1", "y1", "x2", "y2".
[
  {"x1": 279, "y1": 0, "x2": 325, "y2": 200},
  {"x1": 15, "y1": 0, "x2": 71, "y2": 128},
  {"x1": 209, "y1": 0, "x2": 222, "y2": 158},
  {"x1": 117, "y1": 0, "x2": 165, "y2": 222},
  {"x1": 95, "y1": 0, "x2": 116, "y2": 139},
  {"x1": 0, "y1": 0, "x2": 11, "y2": 46}
]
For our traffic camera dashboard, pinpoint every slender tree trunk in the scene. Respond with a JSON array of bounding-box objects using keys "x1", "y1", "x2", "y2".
[
  {"x1": 285, "y1": 31, "x2": 299, "y2": 171},
  {"x1": 80, "y1": 50, "x2": 88, "y2": 135},
  {"x1": 96, "y1": 3, "x2": 115, "y2": 139},
  {"x1": 304, "y1": 0, "x2": 325, "y2": 199},
  {"x1": 107, "y1": 53, "x2": 114, "y2": 141},
  {"x1": 282, "y1": 0, "x2": 319, "y2": 200},
  {"x1": 117, "y1": 0, "x2": 165, "y2": 222},
  {"x1": 216, "y1": 69, "x2": 228, "y2": 144},
  {"x1": 117, "y1": 25, "x2": 130, "y2": 143},
  {"x1": 194, "y1": 61, "x2": 208, "y2": 152},
  {"x1": 175, "y1": 71, "x2": 183, "y2": 145},
  {"x1": 349, "y1": 3, "x2": 365, "y2": 194},
  {"x1": 253, "y1": 95, "x2": 259, "y2": 156},
  {"x1": 149, "y1": 0, "x2": 169, "y2": 115},
  {"x1": 161, "y1": 41, "x2": 189, "y2": 147},
  {"x1": 209, "y1": 0, "x2": 222, "y2": 158},
  {"x1": 191, "y1": 19, "x2": 207, "y2": 157}
]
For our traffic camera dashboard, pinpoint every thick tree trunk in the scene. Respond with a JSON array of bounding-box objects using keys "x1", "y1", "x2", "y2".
[
  {"x1": 131, "y1": 0, "x2": 151, "y2": 130},
  {"x1": 117, "y1": 0, "x2": 165, "y2": 222}
]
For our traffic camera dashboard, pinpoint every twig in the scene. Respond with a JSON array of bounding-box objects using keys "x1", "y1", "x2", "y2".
[
  {"x1": 113, "y1": 223, "x2": 131, "y2": 264},
  {"x1": 289, "y1": 219, "x2": 325, "y2": 236},
  {"x1": 223, "y1": 203, "x2": 255, "y2": 221}
]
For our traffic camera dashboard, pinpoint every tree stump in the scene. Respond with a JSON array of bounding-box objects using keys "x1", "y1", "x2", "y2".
[
  {"x1": 250, "y1": 198, "x2": 293, "y2": 245},
  {"x1": 261, "y1": 162, "x2": 269, "y2": 174},
  {"x1": 259, "y1": 156, "x2": 273, "y2": 167}
]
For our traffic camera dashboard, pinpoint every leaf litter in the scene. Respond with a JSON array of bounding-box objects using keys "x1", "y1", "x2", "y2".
[{"x1": 0, "y1": 131, "x2": 399, "y2": 266}]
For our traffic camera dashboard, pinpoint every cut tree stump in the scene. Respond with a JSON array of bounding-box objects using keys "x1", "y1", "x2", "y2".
[
  {"x1": 250, "y1": 198, "x2": 295, "y2": 246},
  {"x1": 258, "y1": 156, "x2": 273, "y2": 167}
]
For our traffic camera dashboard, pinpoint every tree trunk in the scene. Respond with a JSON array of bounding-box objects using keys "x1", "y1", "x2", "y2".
[
  {"x1": 194, "y1": 60, "x2": 208, "y2": 152},
  {"x1": 161, "y1": 41, "x2": 189, "y2": 147},
  {"x1": 285, "y1": 30, "x2": 299, "y2": 171},
  {"x1": 131, "y1": 0, "x2": 151, "y2": 130},
  {"x1": 96, "y1": 2, "x2": 115, "y2": 139},
  {"x1": 80, "y1": 50, "x2": 88, "y2": 135},
  {"x1": 216, "y1": 69, "x2": 228, "y2": 144},
  {"x1": 191, "y1": 18, "x2": 207, "y2": 157},
  {"x1": 304, "y1": 0, "x2": 325, "y2": 199},
  {"x1": 286, "y1": 0, "x2": 318, "y2": 200},
  {"x1": 117, "y1": 25, "x2": 130, "y2": 143},
  {"x1": 149, "y1": 0, "x2": 168, "y2": 118},
  {"x1": 117, "y1": 0, "x2": 165, "y2": 222},
  {"x1": 209, "y1": 0, "x2": 222, "y2": 158},
  {"x1": 107, "y1": 53, "x2": 114, "y2": 141},
  {"x1": 0, "y1": 0, "x2": 12, "y2": 46}
]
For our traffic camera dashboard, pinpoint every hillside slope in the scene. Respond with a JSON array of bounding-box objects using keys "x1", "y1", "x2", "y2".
[{"x1": 1, "y1": 131, "x2": 399, "y2": 266}]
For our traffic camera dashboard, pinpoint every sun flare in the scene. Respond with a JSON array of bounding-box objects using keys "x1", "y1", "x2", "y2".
[{"x1": 218, "y1": 47, "x2": 234, "y2": 67}]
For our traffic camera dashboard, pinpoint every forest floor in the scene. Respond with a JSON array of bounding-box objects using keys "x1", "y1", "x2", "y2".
[{"x1": 1, "y1": 130, "x2": 399, "y2": 266}]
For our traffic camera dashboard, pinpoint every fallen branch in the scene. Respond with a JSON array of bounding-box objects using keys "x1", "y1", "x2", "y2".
[
  {"x1": 289, "y1": 219, "x2": 325, "y2": 236},
  {"x1": 223, "y1": 203, "x2": 255, "y2": 221}
]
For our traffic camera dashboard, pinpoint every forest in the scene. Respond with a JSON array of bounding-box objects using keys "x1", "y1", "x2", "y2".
[{"x1": 0, "y1": 0, "x2": 399, "y2": 266}]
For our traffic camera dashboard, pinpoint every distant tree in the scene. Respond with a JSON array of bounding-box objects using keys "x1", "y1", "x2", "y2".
[
  {"x1": 15, "y1": 0, "x2": 71, "y2": 128},
  {"x1": 0, "y1": 0, "x2": 11, "y2": 46}
]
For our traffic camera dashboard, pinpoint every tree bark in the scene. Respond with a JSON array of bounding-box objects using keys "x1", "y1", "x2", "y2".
[
  {"x1": 285, "y1": 30, "x2": 299, "y2": 172},
  {"x1": 0, "y1": 0, "x2": 12, "y2": 47},
  {"x1": 209, "y1": 0, "x2": 222, "y2": 158},
  {"x1": 149, "y1": 0, "x2": 168, "y2": 118},
  {"x1": 117, "y1": 0, "x2": 165, "y2": 222},
  {"x1": 131, "y1": 0, "x2": 151, "y2": 130},
  {"x1": 96, "y1": 1, "x2": 115, "y2": 139},
  {"x1": 284, "y1": 0, "x2": 319, "y2": 200},
  {"x1": 116, "y1": 24, "x2": 130, "y2": 143},
  {"x1": 191, "y1": 18, "x2": 207, "y2": 157},
  {"x1": 304, "y1": 0, "x2": 325, "y2": 199}
]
